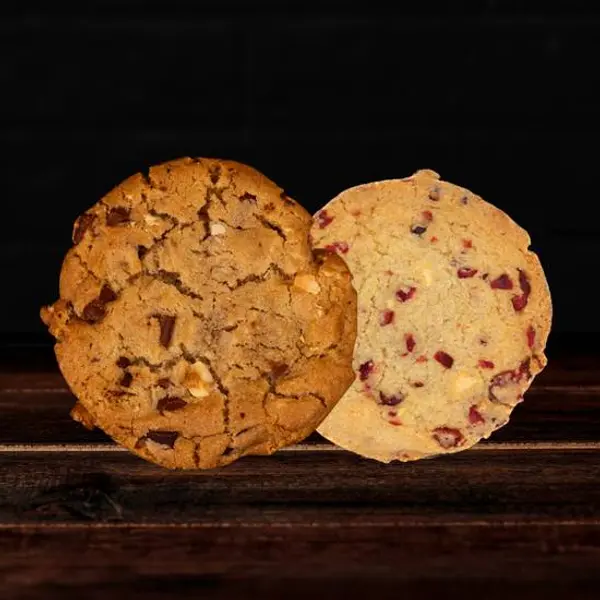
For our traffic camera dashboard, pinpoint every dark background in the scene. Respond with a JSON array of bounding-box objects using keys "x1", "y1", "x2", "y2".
[{"x1": 2, "y1": 1, "x2": 599, "y2": 345}]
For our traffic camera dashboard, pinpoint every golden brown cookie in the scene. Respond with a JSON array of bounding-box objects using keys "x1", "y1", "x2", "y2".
[
  {"x1": 41, "y1": 157, "x2": 357, "y2": 469},
  {"x1": 311, "y1": 169, "x2": 552, "y2": 462}
]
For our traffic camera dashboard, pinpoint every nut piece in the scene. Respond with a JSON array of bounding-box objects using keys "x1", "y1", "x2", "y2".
[
  {"x1": 293, "y1": 273, "x2": 321, "y2": 295},
  {"x1": 210, "y1": 222, "x2": 226, "y2": 236},
  {"x1": 184, "y1": 361, "x2": 214, "y2": 398}
]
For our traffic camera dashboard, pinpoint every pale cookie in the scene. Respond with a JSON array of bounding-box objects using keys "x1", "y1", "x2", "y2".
[
  {"x1": 311, "y1": 169, "x2": 552, "y2": 462},
  {"x1": 41, "y1": 157, "x2": 357, "y2": 469}
]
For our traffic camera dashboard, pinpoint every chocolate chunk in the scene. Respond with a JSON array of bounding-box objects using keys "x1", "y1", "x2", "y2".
[
  {"x1": 82, "y1": 285, "x2": 117, "y2": 323},
  {"x1": 156, "y1": 315, "x2": 176, "y2": 348},
  {"x1": 120, "y1": 372, "x2": 133, "y2": 387},
  {"x1": 157, "y1": 378, "x2": 172, "y2": 389},
  {"x1": 411, "y1": 225, "x2": 427, "y2": 235},
  {"x1": 239, "y1": 192, "x2": 257, "y2": 203},
  {"x1": 157, "y1": 396, "x2": 187, "y2": 413},
  {"x1": 73, "y1": 213, "x2": 95, "y2": 245},
  {"x1": 145, "y1": 430, "x2": 179, "y2": 448},
  {"x1": 270, "y1": 362, "x2": 290, "y2": 379},
  {"x1": 82, "y1": 300, "x2": 106, "y2": 323},
  {"x1": 137, "y1": 245, "x2": 148, "y2": 260},
  {"x1": 99, "y1": 284, "x2": 117, "y2": 303},
  {"x1": 106, "y1": 206, "x2": 131, "y2": 226},
  {"x1": 209, "y1": 166, "x2": 221, "y2": 184},
  {"x1": 116, "y1": 357, "x2": 131, "y2": 368}
]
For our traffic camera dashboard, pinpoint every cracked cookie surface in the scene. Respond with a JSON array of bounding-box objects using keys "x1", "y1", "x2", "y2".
[
  {"x1": 41, "y1": 157, "x2": 357, "y2": 469},
  {"x1": 311, "y1": 169, "x2": 552, "y2": 463}
]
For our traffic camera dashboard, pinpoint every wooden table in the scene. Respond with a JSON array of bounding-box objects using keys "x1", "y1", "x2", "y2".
[{"x1": 1, "y1": 340, "x2": 599, "y2": 599}]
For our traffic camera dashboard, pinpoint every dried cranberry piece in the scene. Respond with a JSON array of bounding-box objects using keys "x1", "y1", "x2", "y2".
[
  {"x1": 358, "y1": 360, "x2": 375, "y2": 381},
  {"x1": 106, "y1": 206, "x2": 131, "y2": 226},
  {"x1": 379, "y1": 310, "x2": 395, "y2": 326},
  {"x1": 157, "y1": 396, "x2": 187, "y2": 413},
  {"x1": 324, "y1": 241, "x2": 349, "y2": 254},
  {"x1": 512, "y1": 271, "x2": 531, "y2": 312},
  {"x1": 527, "y1": 325, "x2": 536, "y2": 349},
  {"x1": 73, "y1": 213, "x2": 95, "y2": 244},
  {"x1": 405, "y1": 333, "x2": 416, "y2": 353},
  {"x1": 462, "y1": 239, "x2": 473, "y2": 249},
  {"x1": 518, "y1": 269, "x2": 531, "y2": 296},
  {"x1": 422, "y1": 210, "x2": 433, "y2": 221},
  {"x1": 239, "y1": 192, "x2": 257, "y2": 203},
  {"x1": 434, "y1": 351, "x2": 454, "y2": 369},
  {"x1": 468, "y1": 406, "x2": 485, "y2": 425},
  {"x1": 412, "y1": 381, "x2": 424, "y2": 388},
  {"x1": 432, "y1": 427, "x2": 463, "y2": 449},
  {"x1": 478, "y1": 360, "x2": 495, "y2": 369},
  {"x1": 315, "y1": 210, "x2": 334, "y2": 229},
  {"x1": 145, "y1": 430, "x2": 179, "y2": 448},
  {"x1": 490, "y1": 274, "x2": 514, "y2": 290},
  {"x1": 119, "y1": 372, "x2": 133, "y2": 387},
  {"x1": 157, "y1": 378, "x2": 172, "y2": 388},
  {"x1": 396, "y1": 286, "x2": 416, "y2": 302},
  {"x1": 116, "y1": 356, "x2": 131, "y2": 368},
  {"x1": 416, "y1": 355, "x2": 428, "y2": 363},
  {"x1": 379, "y1": 391, "x2": 405, "y2": 406},
  {"x1": 430, "y1": 236, "x2": 438, "y2": 243},
  {"x1": 512, "y1": 295, "x2": 527, "y2": 311},
  {"x1": 457, "y1": 267, "x2": 478, "y2": 279}
]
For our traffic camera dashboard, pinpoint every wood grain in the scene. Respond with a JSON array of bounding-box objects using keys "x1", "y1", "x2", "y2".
[
  {"x1": 0, "y1": 448, "x2": 598, "y2": 525},
  {"x1": 1, "y1": 523, "x2": 600, "y2": 600},
  {"x1": 1, "y1": 351, "x2": 599, "y2": 444},
  {"x1": 1, "y1": 346, "x2": 599, "y2": 598}
]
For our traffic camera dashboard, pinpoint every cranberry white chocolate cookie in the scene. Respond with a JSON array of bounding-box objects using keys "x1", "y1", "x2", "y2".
[
  {"x1": 41, "y1": 157, "x2": 357, "y2": 469},
  {"x1": 311, "y1": 169, "x2": 552, "y2": 462}
]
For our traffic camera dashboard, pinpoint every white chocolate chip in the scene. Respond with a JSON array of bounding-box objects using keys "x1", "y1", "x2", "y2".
[
  {"x1": 293, "y1": 274, "x2": 320, "y2": 295},
  {"x1": 210, "y1": 222, "x2": 226, "y2": 236},
  {"x1": 184, "y1": 362, "x2": 214, "y2": 398},
  {"x1": 453, "y1": 373, "x2": 479, "y2": 395},
  {"x1": 144, "y1": 214, "x2": 159, "y2": 225},
  {"x1": 422, "y1": 268, "x2": 433, "y2": 286}
]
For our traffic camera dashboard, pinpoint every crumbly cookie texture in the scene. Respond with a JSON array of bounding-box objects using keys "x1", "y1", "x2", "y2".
[
  {"x1": 311, "y1": 169, "x2": 552, "y2": 462},
  {"x1": 41, "y1": 157, "x2": 357, "y2": 469}
]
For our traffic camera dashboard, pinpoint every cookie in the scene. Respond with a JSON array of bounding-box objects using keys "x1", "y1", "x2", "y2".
[
  {"x1": 311, "y1": 169, "x2": 552, "y2": 462},
  {"x1": 41, "y1": 157, "x2": 357, "y2": 469}
]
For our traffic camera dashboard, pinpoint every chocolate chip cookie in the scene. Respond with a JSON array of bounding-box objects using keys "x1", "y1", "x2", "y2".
[
  {"x1": 311, "y1": 169, "x2": 552, "y2": 462},
  {"x1": 41, "y1": 157, "x2": 357, "y2": 469}
]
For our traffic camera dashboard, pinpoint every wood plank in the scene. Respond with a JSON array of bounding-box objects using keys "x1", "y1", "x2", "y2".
[
  {"x1": 1, "y1": 387, "x2": 600, "y2": 445},
  {"x1": 0, "y1": 449, "x2": 598, "y2": 525},
  {"x1": 1, "y1": 370, "x2": 599, "y2": 444},
  {"x1": 0, "y1": 523, "x2": 599, "y2": 600}
]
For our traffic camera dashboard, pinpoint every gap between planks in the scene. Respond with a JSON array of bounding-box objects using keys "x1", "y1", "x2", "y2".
[
  {"x1": 1, "y1": 519, "x2": 600, "y2": 531},
  {"x1": 1, "y1": 441, "x2": 600, "y2": 453}
]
